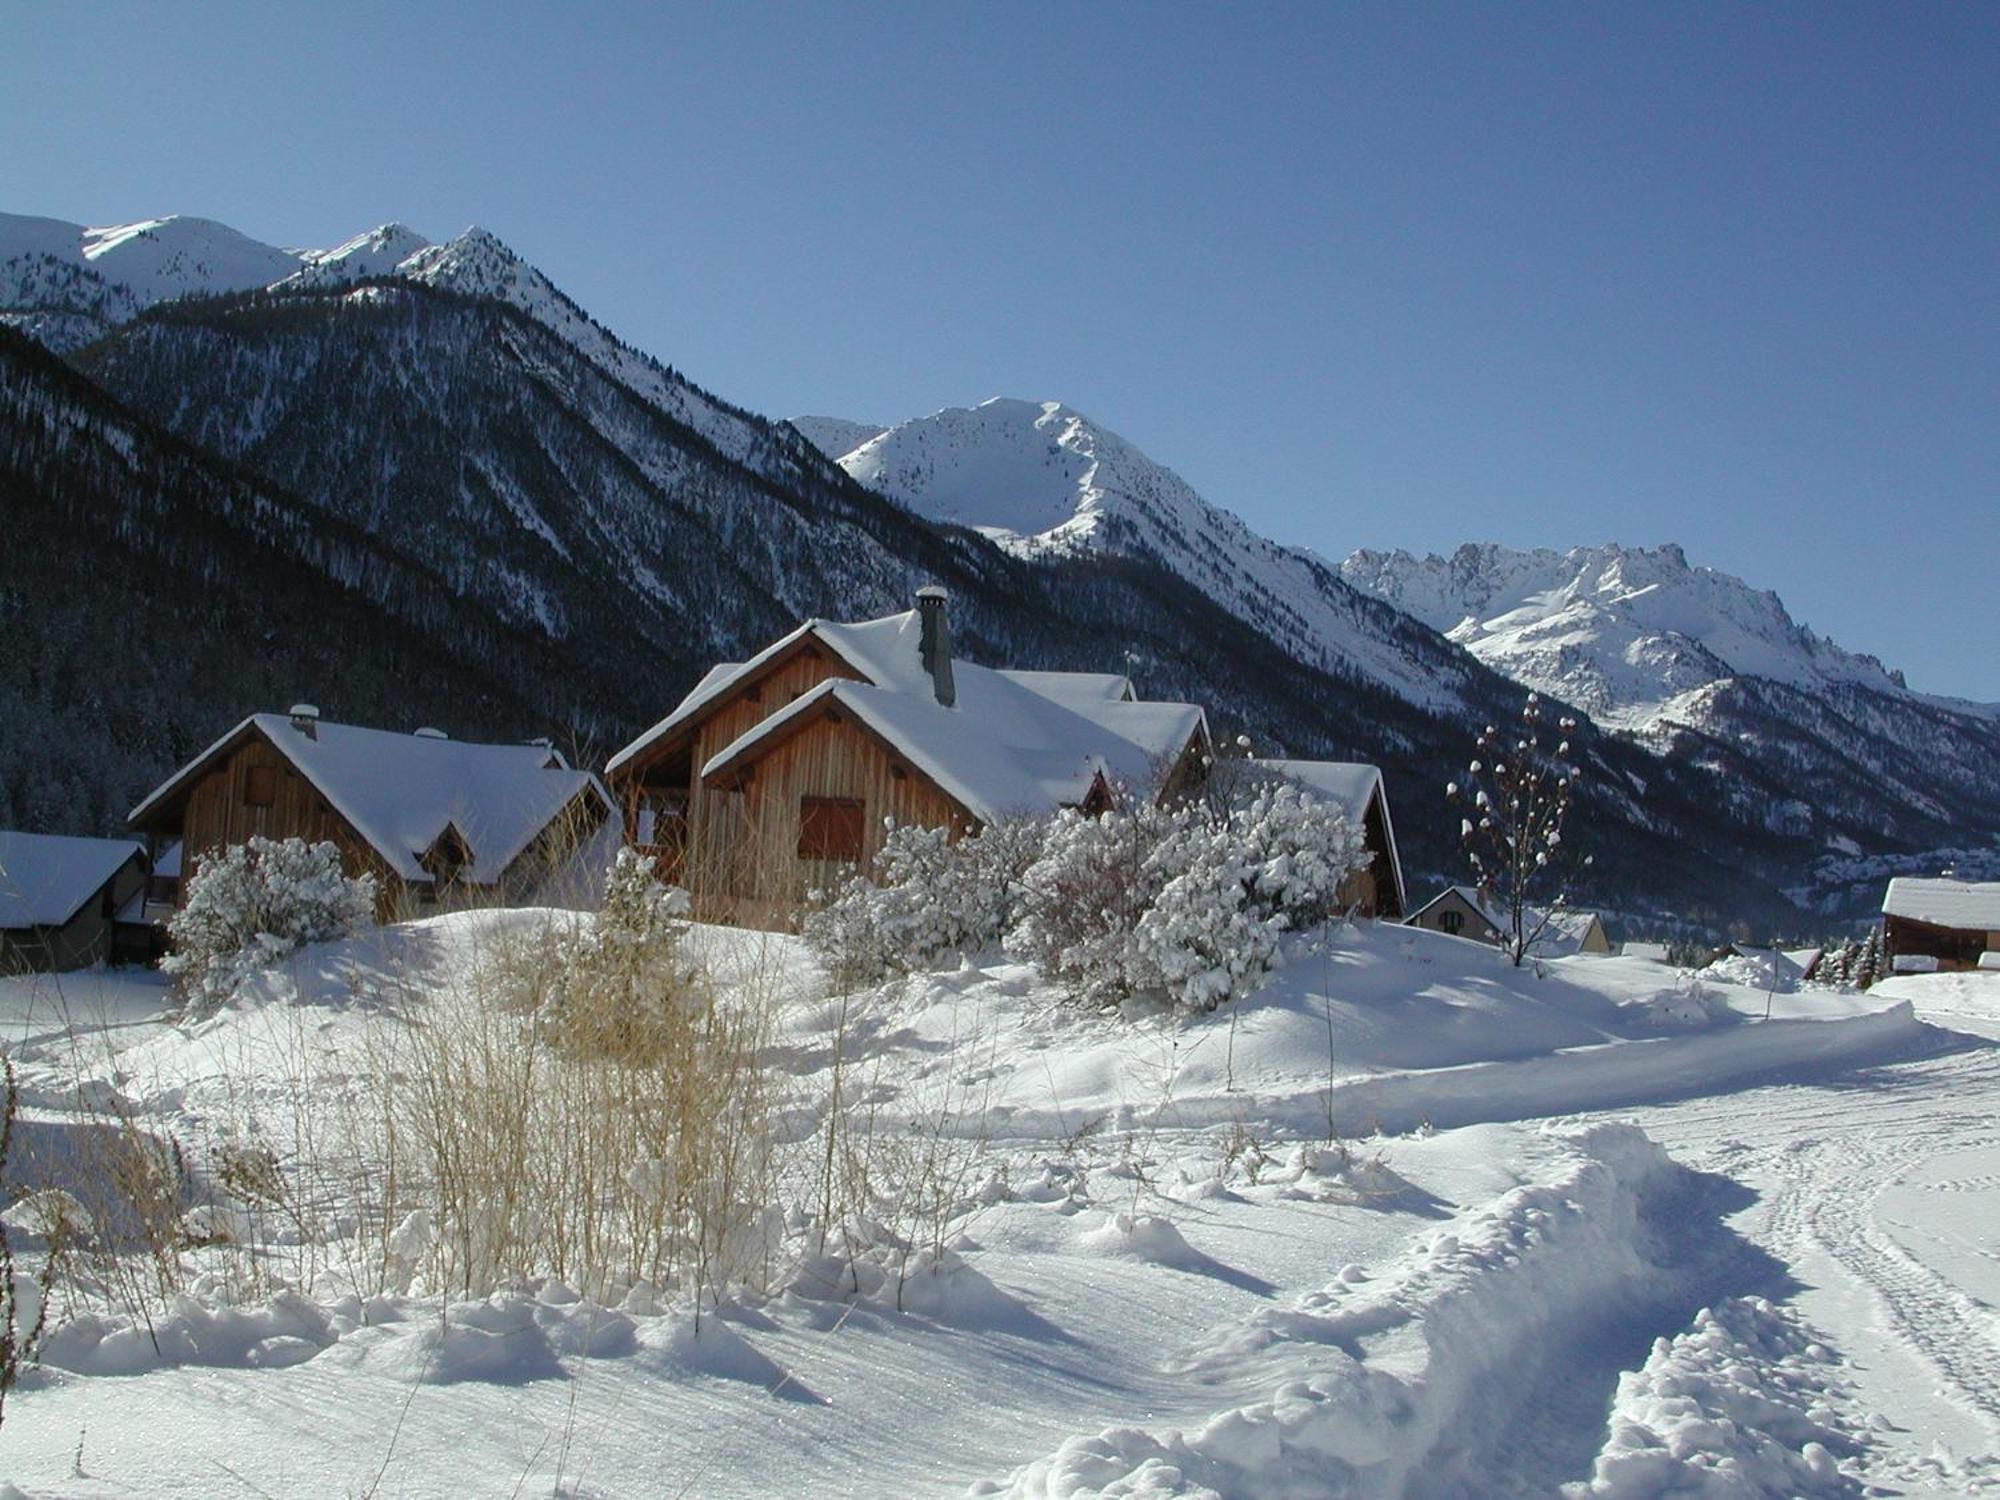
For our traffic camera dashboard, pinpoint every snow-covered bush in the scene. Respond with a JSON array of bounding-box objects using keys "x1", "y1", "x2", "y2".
[
  {"x1": 1132, "y1": 784, "x2": 1369, "y2": 1012},
  {"x1": 1006, "y1": 803, "x2": 1177, "y2": 1006},
  {"x1": 1011, "y1": 787, "x2": 1368, "y2": 1013},
  {"x1": 164, "y1": 837, "x2": 375, "y2": 1015},
  {"x1": 805, "y1": 818, "x2": 1041, "y2": 985}
]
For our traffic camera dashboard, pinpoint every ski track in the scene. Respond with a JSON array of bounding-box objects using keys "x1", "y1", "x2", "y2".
[{"x1": 1597, "y1": 1030, "x2": 2000, "y2": 1495}]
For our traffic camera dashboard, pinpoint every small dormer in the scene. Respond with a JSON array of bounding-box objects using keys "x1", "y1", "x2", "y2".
[{"x1": 419, "y1": 821, "x2": 474, "y2": 891}]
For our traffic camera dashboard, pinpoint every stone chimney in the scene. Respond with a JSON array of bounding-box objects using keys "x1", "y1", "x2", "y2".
[{"x1": 916, "y1": 586, "x2": 956, "y2": 707}]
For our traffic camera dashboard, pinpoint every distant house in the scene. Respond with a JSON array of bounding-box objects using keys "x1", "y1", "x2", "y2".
[
  {"x1": 0, "y1": 831, "x2": 151, "y2": 972},
  {"x1": 1619, "y1": 940, "x2": 1672, "y2": 964},
  {"x1": 128, "y1": 708, "x2": 613, "y2": 922},
  {"x1": 1253, "y1": 760, "x2": 1405, "y2": 919},
  {"x1": 1881, "y1": 878, "x2": 2000, "y2": 973},
  {"x1": 1405, "y1": 885, "x2": 1612, "y2": 957},
  {"x1": 605, "y1": 589, "x2": 1211, "y2": 926}
]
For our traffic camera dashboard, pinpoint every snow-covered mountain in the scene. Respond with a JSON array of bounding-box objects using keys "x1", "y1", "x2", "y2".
[
  {"x1": 797, "y1": 398, "x2": 1484, "y2": 713},
  {"x1": 1338, "y1": 542, "x2": 1930, "y2": 732},
  {"x1": 8, "y1": 203, "x2": 1996, "y2": 925},
  {"x1": 0, "y1": 212, "x2": 307, "y2": 349}
]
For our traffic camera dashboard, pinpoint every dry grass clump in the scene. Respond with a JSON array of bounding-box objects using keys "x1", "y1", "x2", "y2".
[{"x1": 377, "y1": 930, "x2": 776, "y2": 1307}]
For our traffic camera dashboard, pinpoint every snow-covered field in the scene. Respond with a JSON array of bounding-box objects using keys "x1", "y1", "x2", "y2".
[{"x1": 1, "y1": 918, "x2": 1992, "y2": 1497}]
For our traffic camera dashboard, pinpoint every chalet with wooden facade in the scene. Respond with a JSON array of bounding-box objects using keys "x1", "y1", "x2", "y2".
[
  {"x1": 605, "y1": 590, "x2": 1212, "y2": 925},
  {"x1": 1254, "y1": 760, "x2": 1406, "y2": 919},
  {"x1": 0, "y1": 830, "x2": 152, "y2": 972},
  {"x1": 1405, "y1": 885, "x2": 1612, "y2": 957},
  {"x1": 1882, "y1": 878, "x2": 2000, "y2": 973},
  {"x1": 128, "y1": 708, "x2": 613, "y2": 922}
]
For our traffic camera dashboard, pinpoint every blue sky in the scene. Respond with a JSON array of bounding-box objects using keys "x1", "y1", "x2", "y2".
[{"x1": 6, "y1": 3, "x2": 1994, "y2": 697}]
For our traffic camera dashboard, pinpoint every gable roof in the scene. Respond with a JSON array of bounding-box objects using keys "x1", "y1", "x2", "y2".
[
  {"x1": 1255, "y1": 759, "x2": 1406, "y2": 915},
  {"x1": 129, "y1": 715, "x2": 611, "y2": 886},
  {"x1": 1408, "y1": 884, "x2": 1504, "y2": 934},
  {"x1": 1882, "y1": 878, "x2": 2000, "y2": 930},
  {"x1": 0, "y1": 831, "x2": 144, "y2": 930},
  {"x1": 615, "y1": 607, "x2": 1208, "y2": 824},
  {"x1": 1406, "y1": 884, "x2": 1603, "y2": 955},
  {"x1": 700, "y1": 655, "x2": 1205, "y2": 826}
]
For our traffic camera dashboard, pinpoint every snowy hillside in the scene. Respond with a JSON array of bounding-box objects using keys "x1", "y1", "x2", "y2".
[
  {"x1": 803, "y1": 398, "x2": 1486, "y2": 713},
  {"x1": 1340, "y1": 541, "x2": 1919, "y2": 730}
]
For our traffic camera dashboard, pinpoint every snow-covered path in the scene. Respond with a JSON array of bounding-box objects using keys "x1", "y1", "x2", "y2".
[{"x1": 1595, "y1": 975, "x2": 2000, "y2": 1495}]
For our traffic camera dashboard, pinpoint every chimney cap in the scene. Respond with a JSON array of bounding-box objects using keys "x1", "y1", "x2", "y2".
[
  {"x1": 916, "y1": 584, "x2": 949, "y2": 602},
  {"x1": 288, "y1": 702, "x2": 320, "y2": 720}
]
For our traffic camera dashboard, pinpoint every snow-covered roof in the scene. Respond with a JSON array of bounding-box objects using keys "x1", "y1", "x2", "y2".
[
  {"x1": 129, "y1": 716, "x2": 611, "y2": 886},
  {"x1": 614, "y1": 607, "x2": 1206, "y2": 824},
  {"x1": 1408, "y1": 885, "x2": 1504, "y2": 934},
  {"x1": 1620, "y1": 941, "x2": 1671, "y2": 963},
  {"x1": 995, "y1": 670, "x2": 1136, "y2": 709},
  {"x1": 700, "y1": 659, "x2": 1204, "y2": 826},
  {"x1": 1256, "y1": 761, "x2": 1380, "y2": 824},
  {"x1": 1407, "y1": 885, "x2": 1602, "y2": 956},
  {"x1": 1882, "y1": 878, "x2": 2000, "y2": 931},
  {"x1": 1256, "y1": 760, "x2": 1404, "y2": 914},
  {"x1": 0, "y1": 831, "x2": 144, "y2": 930}
]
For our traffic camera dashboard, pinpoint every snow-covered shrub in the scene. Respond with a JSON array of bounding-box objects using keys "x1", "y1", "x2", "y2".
[
  {"x1": 164, "y1": 837, "x2": 375, "y2": 1015},
  {"x1": 1132, "y1": 785, "x2": 1368, "y2": 1012},
  {"x1": 1011, "y1": 788, "x2": 1368, "y2": 1013},
  {"x1": 1006, "y1": 803, "x2": 1178, "y2": 1006},
  {"x1": 805, "y1": 818, "x2": 1041, "y2": 984}
]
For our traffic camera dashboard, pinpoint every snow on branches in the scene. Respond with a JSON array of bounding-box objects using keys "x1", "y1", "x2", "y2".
[
  {"x1": 806, "y1": 785, "x2": 1369, "y2": 1015},
  {"x1": 164, "y1": 836, "x2": 376, "y2": 1014},
  {"x1": 1447, "y1": 694, "x2": 1588, "y2": 966}
]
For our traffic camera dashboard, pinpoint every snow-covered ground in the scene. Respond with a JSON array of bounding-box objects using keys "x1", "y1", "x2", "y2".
[{"x1": 0, "y1": 918, "x2": 1989, "y2": 1497}]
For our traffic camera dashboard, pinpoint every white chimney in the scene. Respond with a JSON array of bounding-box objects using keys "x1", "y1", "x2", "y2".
[
  {"x1": 288, "y1": 703, "x2": 320, "y2": 739},
  {"x1": 916, "y1": 586, "x2": 955, "y2": 707}
]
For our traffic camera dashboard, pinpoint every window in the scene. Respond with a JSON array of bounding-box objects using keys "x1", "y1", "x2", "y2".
[
  {"x1": 245, "y1": 765, "x2": 278, "y2": 807},
  {"x1": 1440, "y1": 909, "x2": 1464, "y2": 936},
  {"x1": 798, "y1": 797, "x2": 865, "y2": 863}
]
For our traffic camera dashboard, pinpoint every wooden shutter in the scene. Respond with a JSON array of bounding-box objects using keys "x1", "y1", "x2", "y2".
[{"x1": 798, "y1": 797, "x2": 865, "y2": 862}]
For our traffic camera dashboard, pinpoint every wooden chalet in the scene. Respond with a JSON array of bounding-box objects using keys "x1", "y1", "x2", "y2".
[
  {"x1": 1881, "y1": 878, "x2": 2000, "y2": 973},
  {"x1": 1253, "y1": 759, "x2": 1406, "y2": 919},
  {"x1": 128, "y1": 708, "x2": 613, "y2": 922},
  {"x1": 1405, "y1": 885, "x2": 1612, "y2": 957},
  {"x1": 0, "y1": 830, "x2": 152, "y2": 972},
  {"x1": 605, "y1": 590, "x2": 1212, "y2": 925}
]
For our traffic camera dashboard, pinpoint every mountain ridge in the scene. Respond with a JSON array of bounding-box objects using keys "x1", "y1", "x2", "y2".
[{"x1": 5, "y1": 207, "x2": 1991, "y2": 927}]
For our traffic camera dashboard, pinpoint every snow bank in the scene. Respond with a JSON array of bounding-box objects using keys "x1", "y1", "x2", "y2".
[
  {"x1": 973, "y1": 1123, "x2": 1675, "y2": 1498},
  {"x1": 816, "y1": 924, "x2": 1922, "y2": 1147},
  {"x1": 1564, "y1": 1298, "x2": 1858, "y2": 1498}
]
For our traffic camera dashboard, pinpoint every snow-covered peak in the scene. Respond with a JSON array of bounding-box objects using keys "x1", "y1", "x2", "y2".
[
  {"x1": 281, "y1": 223, "x2": 433, "y2": 288},
  {"x1": 824, "y1": 397, "x2": 1479, "y2": 711},
  {"x1": 1339, "y1": 541, "x2": 1910, "y2": 727},
  {"x1": 76, "y1": 215, "x2": 306, "y2": 304}
]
